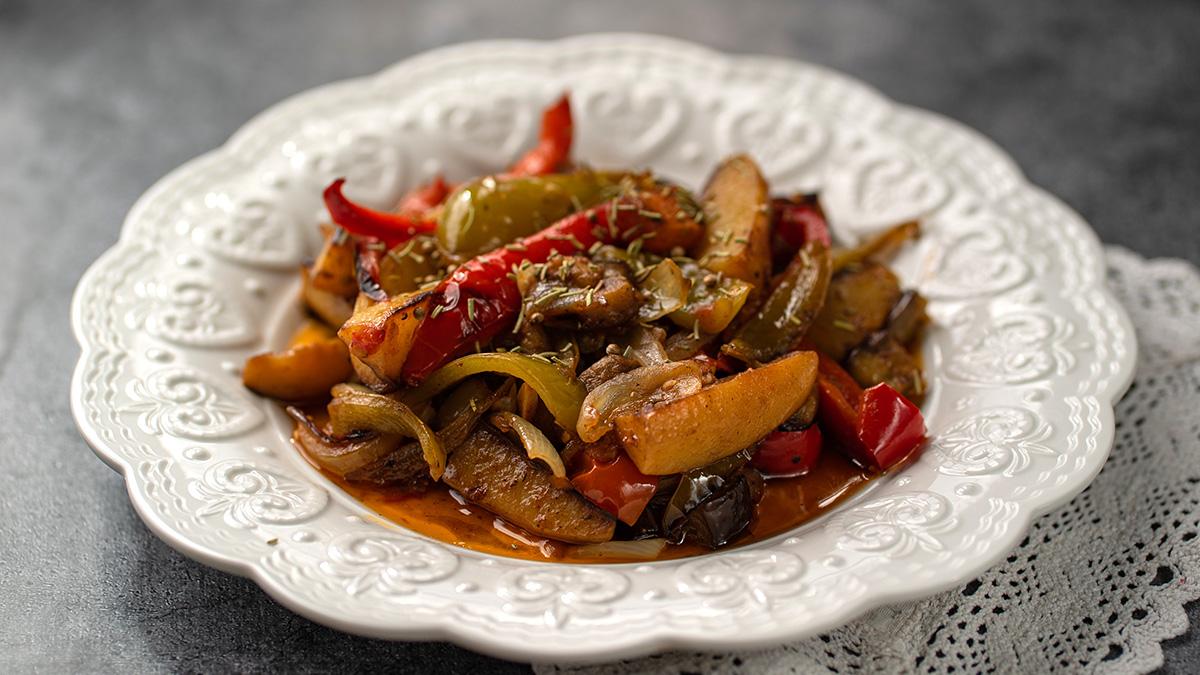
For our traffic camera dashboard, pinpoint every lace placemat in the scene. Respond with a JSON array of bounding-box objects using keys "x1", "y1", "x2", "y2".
[{"x1": 536, "y1": 247, "x2": 1200, "y2": 674}]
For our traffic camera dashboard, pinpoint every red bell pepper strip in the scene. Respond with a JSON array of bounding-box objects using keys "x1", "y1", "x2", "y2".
[
  {"x1": 399, "y1": 197, "x2": 652, "y2": 384},
  {"x1": 816, "y1": 353, "x2": 925, "y2": 470},
  {"x1": 772, "y1": 196, "x2": 831, "y2": 268},
  {"x1": 507, "y1": 95, "x2": 573, "y2": 177},
  {"x1": 323, "y1": 178, "x2": 436, "y2": 248},
  {"x1": 396, "y1": 174, "x2": 450, "y2": 214},
  {"x1": 751, "y1": 426, "x2": 823, "y2": 477},
  {"x1": 857, "y1": 382, "x2": 925, "y2": 469},
  {"x1": 571, "y1": 450, "x2": 659, "y2": 526}
]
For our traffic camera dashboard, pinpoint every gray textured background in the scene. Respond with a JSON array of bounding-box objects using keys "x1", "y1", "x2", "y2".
[{"x1": 2, "y1": 0, "x2": 1198, "y2": 672}]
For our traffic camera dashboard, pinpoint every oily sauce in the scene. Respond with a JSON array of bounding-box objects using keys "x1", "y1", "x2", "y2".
[
  {"x1": 284, "y1": 322, "x2": 895, "y2": 564},
  {"x1": 303, "y1": 429, "x2": 875, "y2": 564}
]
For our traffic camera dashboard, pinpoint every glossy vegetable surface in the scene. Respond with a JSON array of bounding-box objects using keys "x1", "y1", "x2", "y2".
[
  {"x1": 570, "y1": 449, "x2": 659, "y2": 526},
  {"x1": 405, "y1": 351, "x2": 587, "y2": 431},
  {"x1": 443, "y1": 426, "x2": 615, "y2": 543},
  {"x1": 751, "y1": 426, "x2": 823, "y2": 477},
  {"x1": 614, "y1": 350, "x2": 818, "y2": 475},
  {"x1": 400, "y1": 197, "x2": 656, "y2": 384},
  {"x1": 322, "y1": 178, "x2": 435, "y2": 248},
  {"x1": 816, "y1": 354, "x2": 925, "y2": 471},
  {"x1": 242, "y1": 338, "x2": 352, "y2": 402},
  {"x1": 723, "y1": 240, "x2": 832, "y2": 364},
  {"x1": 437, "y1": 171, "x2": 619, "y2": 255}
]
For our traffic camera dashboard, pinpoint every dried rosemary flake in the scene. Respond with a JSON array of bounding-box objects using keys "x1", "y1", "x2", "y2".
[
  {"x1": 467, "y1": 298, "x2": 478, "y2": 322},
  {"x1": 511, "y1": 301, "x2": 528, "y2": 334},
  {"x1": 832, "y1": 319, "x2": 857, "y2": 331}
]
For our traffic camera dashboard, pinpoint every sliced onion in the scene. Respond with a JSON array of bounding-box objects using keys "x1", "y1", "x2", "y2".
[
  {"x1": 637, "y1": 258, "x2": 688, "y2": 321},
  {"x1": 574, "y1": 538, "x2": 667, "y2": 560},
  {"x1": 403, "y1": 352, "x2": 586, "y2": 431},
  {"x1": 625, "y1": 324, "x2": 668, "y2": 367},
  {"x1": 324, "y1": 387, "x2": 446, "y2": 479},
  {"x1": 286, "y1": 406, "x2": 399, "y2": 477},
  {"x1": 576, "y1": 360, "x2": 705, "y2": 442},
  {"x1": 490, "y1": 411, "x2": 567, "y2": 482},
  {"x1": 517, "y1": 382, "x2": 540, "y2": 420}
]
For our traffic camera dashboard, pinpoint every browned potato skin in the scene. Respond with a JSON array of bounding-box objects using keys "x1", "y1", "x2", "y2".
[
  {"x1": 243, "y1": 338, "x2": 353, "y2": 402},
  {"x1": 443, "y1": 427, "x2": 616, "y2": 544},
  {"x1": 691, "y1": 155, "x2": 772, "y2": 294},
  {"x1": 310, "y1": 225, "x2": 359, "y2": 297},
  {"x1": 637, "y1": 188, "x2": 704, "y2": 255},
  {"x1": 338, "y1": 291, "x2": 432, "y2": 384},
  {"x1": 301, "y1": 266, "x2": 354, "y2": 328},
  {"x1": 614, "y1": 350, "x2": 818, "y2": 475},
  {"x1": 806, "y1": 263, "x2": 901, "y2": 361}
]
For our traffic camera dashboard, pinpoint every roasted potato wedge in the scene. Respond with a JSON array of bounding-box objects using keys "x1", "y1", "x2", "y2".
[
  {"x1": 338, "y1": 291, "x2": 432, "y2": 384},
  {"x1": 691, "y1": 155, "x2": 772, "y2": 293},
  {"x1": 243, "y1": 338, "x2": 353, "y2": 402},
  {"x1": 614, "y1": 350, "x2": 818, "y2": 475},
  {"x1": 443, "y1": 426, "x2": 616, "y2": 543},
  {"x1": 309, "y1": 225, "x2": 359, "y2": 297},
  {"x1": 301, "y1": 266, "x2": 355, "y2": 328},
  {"x1": 806, "y1": 263, "x2": 901, "y2": 361}
]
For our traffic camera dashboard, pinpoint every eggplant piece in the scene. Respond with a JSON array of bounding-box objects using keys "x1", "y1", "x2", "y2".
[
  {"x1": 443, "y1": 426, "x2": 616, "y2": 544},
  {"x1": 847, "y1": 334, "x2": 926, "y2": 401},
  {"x1": 344, "y1": 441, "x2": 431, "y2": 491},
  {"x1": 662, "y1": 451, "x2": 765, "y2": 548},
  {"x1": 518, "y1": 256, "x2": 642, "y2": 330},
  {"x1": 578, "y1": 354, "x2": 640, "y2": 392},
  {"x1": 885, "y1": 290, "x2": 929, "y2": 346},
  {"x1": 805, "y1": 263, "x2": 901, "y2": 361}
]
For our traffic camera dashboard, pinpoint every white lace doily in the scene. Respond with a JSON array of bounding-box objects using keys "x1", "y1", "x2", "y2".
[{"x1": 536, "y1": 246, "x2": 1200, "y2": 675}]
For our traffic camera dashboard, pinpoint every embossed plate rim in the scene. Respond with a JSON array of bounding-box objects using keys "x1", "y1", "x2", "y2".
[{"x1": 70, "y1": 34, "x2": 1137, "y2": 663}]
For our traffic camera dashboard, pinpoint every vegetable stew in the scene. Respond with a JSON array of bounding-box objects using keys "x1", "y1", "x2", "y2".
[{"x1": 243, "y1": 93, "x2": 930, "y2": 562}]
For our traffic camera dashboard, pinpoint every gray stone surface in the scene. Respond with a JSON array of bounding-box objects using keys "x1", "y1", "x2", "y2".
[{"x1": 2, "y1": 0, "x2": 1198, "y2": 672}]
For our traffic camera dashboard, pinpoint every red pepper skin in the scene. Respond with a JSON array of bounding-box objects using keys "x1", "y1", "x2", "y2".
[
  {"x1": 751, "y1": 426, "x2": 823, "y2": 477},
  {"x1": 354, "y1": 237, "x2": 388, "y2": 301},
  {"x1": 507, "y1": 95, "x2": 573, "y2": 177},
  {"x1": 323, "y1": 178, "x2": 436, "y2": 248},
  {"x1": 399, "y1": 198, "x2": 649, "y2": 384},
  {"x1": 816, "y1": 354, "x2": 925, "y2": 471},
  {"x1": 771, "y1": 197, "x2": 831, "y2": 268},
  {"x1": 858, "y1": 383, "x2": 925, "y2": 470},
  {"x1": 571, "y1": 451, "x2": 659, "y2": 526},
  {"x1": 396, "y1": 174, "x2": 450, "y2": 214}
]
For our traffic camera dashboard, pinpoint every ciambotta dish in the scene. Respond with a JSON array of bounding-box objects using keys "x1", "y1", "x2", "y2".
[{"x1": 71, "y1": 35, "x2": 1135, "y2": 662}]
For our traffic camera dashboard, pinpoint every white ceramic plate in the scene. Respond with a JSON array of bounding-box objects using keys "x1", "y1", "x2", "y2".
[{"x1": 71, "y1": 34, "x2": 1136, "y2": 663}]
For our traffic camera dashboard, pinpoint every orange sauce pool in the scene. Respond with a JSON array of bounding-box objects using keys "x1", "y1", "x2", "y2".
[{"x1": 305, "y1": 432, "x2": 875, "y2": 564}]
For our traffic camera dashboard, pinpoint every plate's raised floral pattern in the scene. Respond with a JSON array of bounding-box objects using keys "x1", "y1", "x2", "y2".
[{"x1": 70, "y1": 35, "x2": 1136, "y2": 663}]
